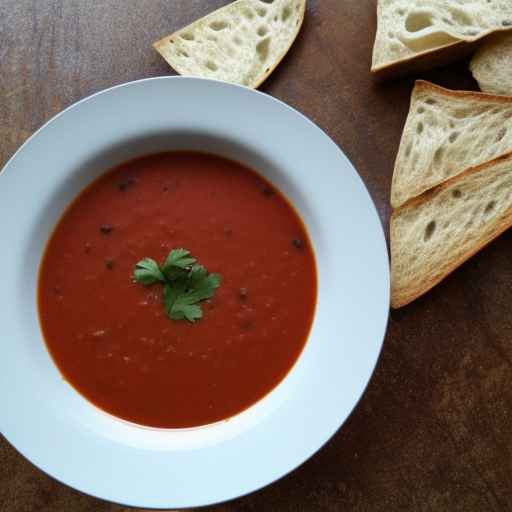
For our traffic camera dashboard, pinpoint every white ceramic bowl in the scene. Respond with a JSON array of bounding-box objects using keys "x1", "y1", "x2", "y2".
[{"x1": 0, "y1": 77, "x2": 389, "y2": 508}]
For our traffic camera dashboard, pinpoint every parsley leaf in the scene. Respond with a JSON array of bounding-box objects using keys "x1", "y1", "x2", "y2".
[
  {"x1": 133, "y1": 258, "x2": 166, "y2": 285},
  {"x1": 134, "y1": 249, "x2": 221, "y2": 323},
  {"x1": 162, "y1": 248, "x2": 197, "y2": 281},
  {"x1": 163, "y1": 278, "x2": 186, "y2": 313},
  {"x1": 186, "y1": 266, "x2": 221, "y2": 302},
  {"x1": 164, "y1": 283, "x2": 203, "y2": 322}
]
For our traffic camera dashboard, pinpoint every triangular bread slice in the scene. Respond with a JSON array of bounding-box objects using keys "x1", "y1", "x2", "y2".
[
  {"x1": 371, "y1": 0, "x2": 512, "y2": 78},
  {"x1": 471, "y1": 32, "x2": 512, "y2": 96},
  {"x1": 391, "y1": 81, "x2": 512, "y2": 209},
  {"x1": 391, "y1": 152, "x2": 512, "y2": 308},
  {"x1": 153, "y1": 0, "x2": 306, "y2": 88}
]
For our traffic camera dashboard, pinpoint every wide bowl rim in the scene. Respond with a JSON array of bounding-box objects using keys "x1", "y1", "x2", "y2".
[{"x1": 0, "y1": 75, "x2": 390, "y2": 509}]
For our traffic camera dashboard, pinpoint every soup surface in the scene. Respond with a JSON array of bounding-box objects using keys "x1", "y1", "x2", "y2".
[{"x1": 38, "y1": 152, "x2": 317, "y2": 428}]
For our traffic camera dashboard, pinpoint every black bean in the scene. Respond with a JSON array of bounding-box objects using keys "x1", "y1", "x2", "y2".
[
  {"x1": 239, "y1": 319, "x2": 253, "y2": 330},
  {"x1": 262, "y1": 185, "x2": 274, "y2": 197},
  {"x1": 105, "y1": 259, "x2": 114, "y2": 270},
  {"x1": 118, "y1": 178, "x2": 135, "y2": 191},
  {"x1": 292, "y1": 239, "x2": 304, "y2": 250},
  {"x1": 239, "y1": 287, "x2": 248, "y2": 301},
  {"x1": 100, "y1": 225, "x2": 113, "y2": 235}
]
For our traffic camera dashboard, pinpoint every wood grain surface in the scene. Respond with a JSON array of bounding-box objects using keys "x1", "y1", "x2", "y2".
[{"x1": 2, "y1": 1, "x2": 512, "y2": 511}]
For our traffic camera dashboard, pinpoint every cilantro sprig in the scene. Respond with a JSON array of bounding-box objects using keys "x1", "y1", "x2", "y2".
[{"x1": 133, "y1": 249, "x2": 221, "y2": 323}]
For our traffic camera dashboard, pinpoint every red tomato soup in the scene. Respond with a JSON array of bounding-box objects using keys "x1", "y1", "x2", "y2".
[{"x1": 38, "y1": 152, "x2": 317, "y2": 428}]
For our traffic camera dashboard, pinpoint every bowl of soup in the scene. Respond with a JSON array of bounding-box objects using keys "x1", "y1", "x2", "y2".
[{"x1": 0, "y1": 76, "x2": 389, "y2": 508}]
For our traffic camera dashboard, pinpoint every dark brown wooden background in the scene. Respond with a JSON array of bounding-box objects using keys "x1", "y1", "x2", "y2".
[{"x1": 2, "y1": 1, "x2": 512, "y2": 511}]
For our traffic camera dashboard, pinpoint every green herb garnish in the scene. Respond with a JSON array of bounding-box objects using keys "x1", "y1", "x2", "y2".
[
  {"x1": 133, "y1": 249, "x2": 221, "y2": 323},
  {"x1": 133, "y1": 258, "x2": 166, "y2": 285}
]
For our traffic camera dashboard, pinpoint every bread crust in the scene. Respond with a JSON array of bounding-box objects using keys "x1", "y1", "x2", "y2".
[
  {"x1": 372, "y1": 39, "x2": 479, "y2": 80},
  {"x1": 414, "y1": 80, "x2": 512, "y2": 104}
]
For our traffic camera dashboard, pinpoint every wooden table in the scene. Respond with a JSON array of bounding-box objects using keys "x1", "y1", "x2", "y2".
[{"x1": 2, "y1": 1, "x2": 511, "y2": 510}]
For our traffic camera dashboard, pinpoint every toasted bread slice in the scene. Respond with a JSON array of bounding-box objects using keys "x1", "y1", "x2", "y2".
[
  {"x1": 153, "y1": 0, "x2": 306, "y2": 88},
  {"x1": 371, "y1": 0, "x2": 512, "y2": 78},
  {"x1": 471, "y1": 32, "x2": 512, "y2": 96},
  {"x1": 391, "y1": 153, "x2": 512, "y2": 308},
  {"x1": 391, "y1": 81, "x2": 512, "y2": 208}
]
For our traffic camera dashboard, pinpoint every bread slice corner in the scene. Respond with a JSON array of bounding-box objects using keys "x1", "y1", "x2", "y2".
[
  {"x1": 391, "y1": 80, "x2": 512, "y2": 209},
  {"x1": 471, "y1": 31, "x2": 512, "y2": 96},
  {"x1": 153, "y1": 0, "x2": 306, "y2": 89},
  {"x1": 371, "y1": 0, "x2": 512, "y2": 78}
]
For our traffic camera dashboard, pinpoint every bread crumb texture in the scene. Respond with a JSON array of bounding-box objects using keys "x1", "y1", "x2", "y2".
[
  {"x1": 154, "y1": 0, "x2": 305, "y2": 88},
  {"x1": 471, "y1": 31, "x2": 512, "y2": 95},
  {"x1": 373, "y1": 0, "x2": 512, "y2": 70},
  {"x1": 392, "y1": 82, "x2": 512, "y2": 208},
  {"x1": 391, "y1": 155, "x2": 512, "y2": 307}
]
